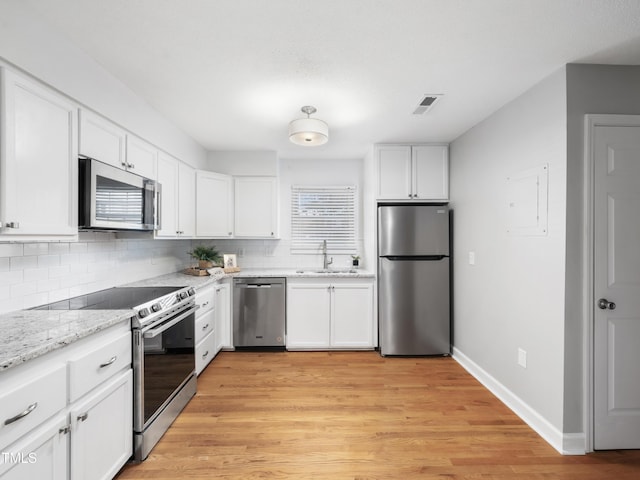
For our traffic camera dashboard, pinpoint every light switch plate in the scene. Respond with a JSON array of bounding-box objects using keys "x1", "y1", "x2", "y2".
[{"x1": 468, "y1": 251, "x2": 476, "y2": 265}]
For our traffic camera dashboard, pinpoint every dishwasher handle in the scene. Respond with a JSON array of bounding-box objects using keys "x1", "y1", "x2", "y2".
[{"x1": 242, "y1": 284, "x2": 272, "y2": 289}]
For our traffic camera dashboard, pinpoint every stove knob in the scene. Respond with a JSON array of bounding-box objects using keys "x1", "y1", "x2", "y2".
[
  {"x1": 179, "y1": 291, "x2": 188, "y2": 300},
  {"x1": 151, "y1": 303, "x2": 162, "y2": 312},
  {"x1": 187, "y1": 287, "x2": 196, "y2": 296},
  {"x1": 138, "y1": 308, "x2": 150, "y2": 319}
]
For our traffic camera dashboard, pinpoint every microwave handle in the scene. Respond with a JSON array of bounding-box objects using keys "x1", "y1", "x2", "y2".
[{"x1": 155, "y1": 182, "x2": 162, "y2": 231}]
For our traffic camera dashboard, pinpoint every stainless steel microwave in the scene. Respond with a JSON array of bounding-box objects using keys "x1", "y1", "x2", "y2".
[{"x1": 79, "y1": 157, "x2": 158, "y2": 231}]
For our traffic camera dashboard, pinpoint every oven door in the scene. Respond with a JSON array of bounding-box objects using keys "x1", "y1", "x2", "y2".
[
  {"x1": 133, "y1": 305, "x2": 195, "y2": 432},
  {"x1": 79, "y1": 157, "x2": 157, "y2": 231}
]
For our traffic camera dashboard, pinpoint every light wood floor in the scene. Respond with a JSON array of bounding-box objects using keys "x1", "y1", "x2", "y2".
[{"x1": 117, "y1": 351, "x2": 640, "y2": 479}]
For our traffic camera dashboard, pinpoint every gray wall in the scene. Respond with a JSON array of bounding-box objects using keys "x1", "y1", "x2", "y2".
[
  {"x1": 563, "y1": 64, "x2": 640, "y2": 432},
  {"x1": 450, "y1": 68, "x2": 568, "y2": 430}
]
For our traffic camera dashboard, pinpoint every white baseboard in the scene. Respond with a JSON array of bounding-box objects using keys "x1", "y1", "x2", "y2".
[{"x1": 452, "y1": 347, "x2": 585, "y2": 455}]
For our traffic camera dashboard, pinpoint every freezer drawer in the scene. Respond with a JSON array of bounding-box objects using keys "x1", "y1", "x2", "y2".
[
  {"x1": 378, "y1": 204, "x2": 449, "y2": 256},
  {"x1": 379, "y1": 257, "x2": 450, "y2": 355},
  {"x1": 233, "y1": 277, "x2": 286, "y2": 347}
]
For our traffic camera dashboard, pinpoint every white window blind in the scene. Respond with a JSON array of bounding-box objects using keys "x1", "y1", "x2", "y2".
[{"x1": 291, "y1": 186, "x2": 357, "y2": 253}]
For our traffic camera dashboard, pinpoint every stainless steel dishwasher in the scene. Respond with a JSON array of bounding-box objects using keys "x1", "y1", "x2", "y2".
[{"x1": 233, "y1": 277, "x2": 286, "y2": 348}]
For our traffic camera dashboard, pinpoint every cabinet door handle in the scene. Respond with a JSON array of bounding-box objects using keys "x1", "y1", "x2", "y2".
[
  {"x1": 202, "y1": 350, "x2": 209, "y2": 359},
  {"x1": 99, "y1": 356, "x2": 117, "y2": 368},
  {"x1": 4, "y1": 402, "x2": 38, "y2": 425},
  {"x1": 121, "y1": 161, "x2": 127, "y2": 167},
  {"x1": 228, "y1": 232, "x2": 232, "y2": 236},
  {"x1": 128, "y1": 162, "x2": 135, "y2": 169},
  {"x1": 5, "y1": 222, "x2": 19, "y2": 229},
  {"x1": 77, "y1": 412, "x2": 89, "y2": 422},
  {"x1": 59, "y1": 425, "x2": 71, "y2": 435},
  {"x1": 202, "y1": 323, "x2": 209, "y2": 331}
]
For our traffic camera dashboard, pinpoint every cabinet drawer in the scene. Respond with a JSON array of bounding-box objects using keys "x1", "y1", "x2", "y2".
[
  {"x1": 195, "y1": 331, "x2": 216, "y2": 376},
  {"x1": 196, "y1": 285, "x2": 215, "y2": 315},
  {"x1": 195, "y1": 308, "x2": 215, "y2": 344},
  {"x1": 0, "y1": 364, "x2": 66, "y2": 449},
  {"x1": 68, "y1": 331, "x2": 131, "y2": 402}
]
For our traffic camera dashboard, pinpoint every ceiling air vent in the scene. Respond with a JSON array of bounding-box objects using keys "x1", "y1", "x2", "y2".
[{"x1": 413, "y1": 94, "x2": 443, "y2": 115}]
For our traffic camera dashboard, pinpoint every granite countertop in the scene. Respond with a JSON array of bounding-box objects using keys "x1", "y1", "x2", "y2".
[
  {"x1": 1, "y1": 267, "x2": 375, "y2": 372},
  {"x1": 125, "y1": 268, "x2": 374, "y2": 288},
  {"x1": 0, "y1": 309, "x2": 133, "y2": 371},
  {"x1": 232, "y1": 268, "x2": 375, "y2": 279}
]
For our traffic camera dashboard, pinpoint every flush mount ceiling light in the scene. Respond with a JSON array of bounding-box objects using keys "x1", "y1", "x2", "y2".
[{"x1": 288, "y1": 106, "x2": 329, "y2": 146}]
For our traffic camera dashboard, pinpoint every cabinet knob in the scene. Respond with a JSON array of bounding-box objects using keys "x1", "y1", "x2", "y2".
[
  {"x1": 77, "y1": 412, "x2": 89, "y2": 422},
  {"x1": 128, "y1": 162, "x2": 135, "y2": 169},
  {"x1": 59, "y1": 425, "x2": 71, "y2": 435},
  {"x1": 5, "y1": 222, "x2": 19, "y2": 229},
  {"x1": 228, "y1": 232, "x2": 232, "y2": 236}
]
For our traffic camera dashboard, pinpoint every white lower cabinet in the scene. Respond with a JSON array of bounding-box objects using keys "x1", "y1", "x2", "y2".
[
  {"x1": 69, "y1": 370, "x2": 132, "y2": 480},
  {"x1": 214, "y1": 280, "x2": 232, "y2": 351},
  {"x1": 195, "y1": 317, "x2": 217, "y2": 375},
  {"x1": 195, "y1": 285, "x2": 216, "y2": 375},
  {"x1": 0, "y1": 321, "x2": 133, "y2": 480},
  {"x1": 0, "y1": 414, "x2": 68, "y2": 480},
  {"x1": 286, "y1": 278, "x2": 374, "y2": 350}
]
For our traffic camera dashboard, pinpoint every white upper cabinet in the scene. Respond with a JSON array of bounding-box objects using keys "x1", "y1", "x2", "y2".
[
  {"x1": 178, "y1": 162, "x2": 196, "y2": 237},
  {"x1": 156, "y1": 152, "x2": 178, "y2": 237},
  {"x1": 80, "y1": 109, "x2": 157, "y2": 180},
  {"x1": 196, "y1": 170, "x2": 233, "y2": 238},
  {"x1": 156, "y1": 152, "x2": 195, "y2": 238},
  {"x1": 376, "y1": 145, "x2": 412, "y2": 199},
  {"x1": 0, "y1": 68, "x2": 78, "y2": 239},
  {"x1": 79, "y1": 109, "x2": 126, "y2": 169},
  {"x1": 376, "y1": 144, "x2": 449, "y2": 200},
  {"x1": 234, "y1": 176, "x2": 278, "y2": 238},
  {"x1": 126, "y1": 134, "x2": 157, "y2": 180}
]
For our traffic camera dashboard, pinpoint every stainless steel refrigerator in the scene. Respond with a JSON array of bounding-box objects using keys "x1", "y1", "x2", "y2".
[{"x1": 378, "y1": 204, "x2": 450, "y2": 356}]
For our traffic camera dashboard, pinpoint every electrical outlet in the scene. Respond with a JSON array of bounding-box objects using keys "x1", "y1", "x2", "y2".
[
  {"x1": 237, "y1": 248, "x2": 244, "y2": 257},
  {"x1": 518, "y1": 348, "x2": 527, "y2": 368},
  {"x1": 468, "y1": 251, "x2": 476, "y2": 265}
]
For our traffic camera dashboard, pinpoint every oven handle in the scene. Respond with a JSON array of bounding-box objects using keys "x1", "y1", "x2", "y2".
[{"x1": 142, "y1": 306, "x2": 195, "y2": 339}]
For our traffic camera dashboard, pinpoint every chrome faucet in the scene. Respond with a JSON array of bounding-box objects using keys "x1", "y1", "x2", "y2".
[{"x1": 322, "y1": 240, "x2": 333, "y2": 270}]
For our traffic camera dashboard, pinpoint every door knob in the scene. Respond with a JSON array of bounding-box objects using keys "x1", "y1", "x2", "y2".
[{"x1": 597, "y1": 298, "x2": 616, "y2": 310}]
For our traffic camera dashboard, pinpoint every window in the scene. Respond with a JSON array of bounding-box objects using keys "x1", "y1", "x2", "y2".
[{"x1": 291, "y1": 186, "x2": 357, "y2": 254}]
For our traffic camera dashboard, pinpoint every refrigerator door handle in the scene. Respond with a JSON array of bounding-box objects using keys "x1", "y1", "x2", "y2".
[{"x1": 382, "y1": 255, "x2": 448, "y2": 261}]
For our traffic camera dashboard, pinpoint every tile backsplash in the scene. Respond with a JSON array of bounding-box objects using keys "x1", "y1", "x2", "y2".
[
  {"x1": 0, "y1": 234, "x2": 366, "y2": 315},
  {"x1": 0, "y1": 232, "x2": 192, "y2": 314},
  {"x1": 198, "y1": 239, "x2": 365, "y2": 271}
]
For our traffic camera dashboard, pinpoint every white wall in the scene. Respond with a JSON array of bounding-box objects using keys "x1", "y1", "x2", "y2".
[
  {"x1": 450, "y1": 69, "x2": 567, "y2": 432},
  {"x1": 207, "y1": 151, "x2": 278, "y2": 176},
  {"x1": 0, "y1": 0, "x2": 207, "y2": 168},
  {"x1": 200, "y1": 157, "x2": 366, "y2": 270}
]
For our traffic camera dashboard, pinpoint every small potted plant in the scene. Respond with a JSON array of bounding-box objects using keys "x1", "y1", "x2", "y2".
[
  {"x1": 188, "y1": 245, "x2": 223, "y2": 269},
  {"x1": 351, "y1": 255, "x2": 360, "y2": 268}
]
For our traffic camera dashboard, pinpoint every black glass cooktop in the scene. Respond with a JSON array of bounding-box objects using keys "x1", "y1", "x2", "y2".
[{"x1": 33, "y1": 286, "x2": 184, "y2": 311}]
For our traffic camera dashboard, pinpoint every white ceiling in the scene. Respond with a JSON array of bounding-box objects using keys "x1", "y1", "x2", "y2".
[{"x1": 23, "y1": 0, "x2": 640, "y2": 160}]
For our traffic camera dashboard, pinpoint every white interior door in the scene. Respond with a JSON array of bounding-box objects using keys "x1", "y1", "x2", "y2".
[{"x1": 593, "y1": 123, "x2": 640, "y2": 450}]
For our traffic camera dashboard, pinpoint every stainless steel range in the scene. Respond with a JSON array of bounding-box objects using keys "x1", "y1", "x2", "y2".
[{"x1": 35, "y1": 285, "x2": 197, "y2": 462}]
